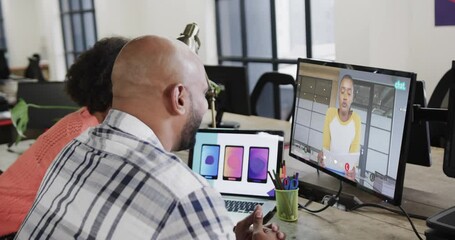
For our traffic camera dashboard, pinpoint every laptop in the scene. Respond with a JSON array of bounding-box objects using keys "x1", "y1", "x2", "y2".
[
  {"x1": 323, "y1": 149, "x2": 360, "y2": 175},
  {"x1": 188, "y1": 129, "x2": 284, "y2": 223}
]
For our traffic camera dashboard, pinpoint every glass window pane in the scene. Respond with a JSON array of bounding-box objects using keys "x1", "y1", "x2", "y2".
[
  {"x1": 218, "y1": 0, "x2": 242, "y2": 56},
  {"x1": 245, "y1": 0, "x2": 272, "y2": 58},
  {"x1": 0, "y1": 24, "x2": 5, "y2": 49},
  {"x1": 66, "y1": 53, "x2": 74, "y2": 67},
  {"x1": 60, "y1": 0, "x2": 69, "y2": 12},
  {"x1": 83, "y1": 13, "x2": 96, "y2": 47},
  {"x1": 82, "y1": 0, "x2": 93, "y2": 10},
  {"x1": 0, "y1": 22, "x2": 4, "y2": 38},
  {"x1": 70, "y1": 0, "x2": 80, "y2": 11},
  {"x1": 278, "y1": 63, "x2": 297, "y2": 77},
  {"x1": 311, "y1": 0, "x2": 335, "y2": 60},
  {"x1": 372, "y1": 85, "x2": 394, "y2": 119},
  {"x1": 60, "y1": 0, "x2": 97, "y2": 70},
  {"x1": 222, "y1": 61, "x2": 243, "y2": 67},
  {"x1": 63, "y1": 15, "x2": 73, "y2": 51},
  {"x1": 353, "y1": 84, "x2": 371, "y2": 107},
  {"x1": 276, "y1": 0, "x2": 307, "y2": 59},
  {"x1": 72, "y1": 14, "x2": 84, "y2": 51},
  {"x1": 248, "y1": 63, "x2": 273, "y2": 93}
]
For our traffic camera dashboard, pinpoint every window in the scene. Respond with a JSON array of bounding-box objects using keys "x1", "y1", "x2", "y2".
[
  {"x1": 351, "y1": 81, "x2": 395, "y2": 178},
  {"x1": 0, "y1": 2, "x2": 7, "y2": 52},
  {"x1": 215, "y1": 0, "x2": 334, "y2": 92},
  {"x1": 59, "y1": 0, "x2": 97, "y2": 69}
]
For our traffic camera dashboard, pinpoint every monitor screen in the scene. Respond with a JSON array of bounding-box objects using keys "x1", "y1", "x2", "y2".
[
  {"x1": 188, "y1": 129, "x2": 284, "y2": 197},
  {"x1": 16, "y1": 82, "x2": 78, "y2": 132},
  {"x1": 204, "y1": 65, "x2": 250, "y2": 116},
  {"x1": 289, "y1": 58, "x2": 416, "y2": 205}
]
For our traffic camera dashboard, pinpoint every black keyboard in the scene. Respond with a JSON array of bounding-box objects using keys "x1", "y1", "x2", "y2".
[{"x1": 225, "y1": 200, "x2": 263, "y2": 213}]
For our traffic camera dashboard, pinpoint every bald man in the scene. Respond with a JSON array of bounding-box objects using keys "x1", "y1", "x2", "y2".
[{"x1": 16, "y1": 36, "x2": 285, "y2": 240}]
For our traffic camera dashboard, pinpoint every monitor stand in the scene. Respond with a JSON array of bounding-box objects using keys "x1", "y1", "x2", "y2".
[{"x1": 208, "y1": 110, "x2": 240, "y2": 129}]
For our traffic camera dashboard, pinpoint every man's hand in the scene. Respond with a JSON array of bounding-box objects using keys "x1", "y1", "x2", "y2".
[{"x1": 234, "y1": 205, "x2": 286, "y2": 240}]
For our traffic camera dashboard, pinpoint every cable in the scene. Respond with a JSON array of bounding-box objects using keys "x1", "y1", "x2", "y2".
[
  {"x1": 398, "y1": 205, "x2": 424, "y2": 240},
  {"x1": 349, "y1": 203, "x2": 423, "y2": 240},
  {"x1": 299, "y1": 180, "x2": 342, "y2": 213}
]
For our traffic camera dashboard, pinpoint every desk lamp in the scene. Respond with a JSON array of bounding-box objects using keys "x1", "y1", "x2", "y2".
[{"x1": 177, "y1": 23, "x2": 217, "y2": 128}]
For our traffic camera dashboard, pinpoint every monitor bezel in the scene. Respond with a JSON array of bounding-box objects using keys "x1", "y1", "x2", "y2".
[
  {"x1": 189, "y1": 128, "x2": 284, "y2": 172},
  {"x1": 289, "y1": 58, "x2": 416, "y2": 205},
  {"x1": 188, "y1": 128, "x2": 285, "y2": 199}
]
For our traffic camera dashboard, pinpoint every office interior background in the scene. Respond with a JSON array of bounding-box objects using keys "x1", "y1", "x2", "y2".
[{"x1": 1, "y1": 0, "x2": 454, "y2": 97}]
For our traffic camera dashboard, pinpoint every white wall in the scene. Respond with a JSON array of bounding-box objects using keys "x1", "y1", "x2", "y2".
[
  {"x1": 95, "y1": 0, "x2": 217, "y2": 65},
  {"x1": 38, "y1": 0, "x2": 66, "y2": 82},
  {"x1": 3, "y1": 0, "x2": 454, "y2": 96},
  {"x1": 335, "y1": 0, "x2": 455, "y2": 96},
  {"x1": 3, "y1": 0, "x2": 43, "y2": 67},
  {"x1": 409, "y1": 1, "x2": 455, "y2": 96},
  {"x1": 3, "y1": 0, "x2": 217, "y2": 81}
]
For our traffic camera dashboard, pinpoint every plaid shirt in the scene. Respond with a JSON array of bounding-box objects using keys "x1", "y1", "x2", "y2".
[{"x1": 16, "y1": 110, "x2": 234, "y2": 239}]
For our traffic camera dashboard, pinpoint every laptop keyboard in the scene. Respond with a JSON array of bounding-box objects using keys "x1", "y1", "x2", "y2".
[{"x1": 225, "y1": 200, "x2": 263, "y2": 213}]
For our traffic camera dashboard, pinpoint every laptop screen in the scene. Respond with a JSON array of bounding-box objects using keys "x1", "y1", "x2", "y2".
[{"x1": 189, "y1": 129, "x2": 284, "y2": 198}]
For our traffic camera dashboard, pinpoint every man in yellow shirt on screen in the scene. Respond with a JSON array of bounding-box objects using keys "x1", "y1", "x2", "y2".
[{"x1": 318, "y1": 74, "x2": 361, "y2": 181}]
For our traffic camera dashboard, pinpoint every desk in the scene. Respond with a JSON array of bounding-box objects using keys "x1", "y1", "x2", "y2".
[
  {"x1": 2, "y1": 112, "x2": 455, "y2": 239},
  {"x1": 0, "y1": 118, "x2": 14, "y2": 144},
  {"x1": 197, "y1": 112, "x2": 455, "y2": 239}
]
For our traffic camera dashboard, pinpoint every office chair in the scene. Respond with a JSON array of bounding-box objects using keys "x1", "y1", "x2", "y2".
[
  {"x1": 250, "y1": 72, "x2": 296, "y2": 120},
  {"x1": 427, "y1": 60, "x2": 455, "y2": 147}
]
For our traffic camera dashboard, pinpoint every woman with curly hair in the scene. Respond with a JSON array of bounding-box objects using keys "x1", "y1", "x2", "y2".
[{"x1": 0, "y1": 37, "x2": 128, "y2": 238}]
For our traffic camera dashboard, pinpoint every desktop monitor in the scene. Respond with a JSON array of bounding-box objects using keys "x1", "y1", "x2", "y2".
[
  {"x1": 16, "y1": 81, "x2": 78, "y2": 133},
  {"x1": 424, "y1": 61, "x2": 455, "y2": 237},
  {"x1": 428, "y1": 62, "x2": 455, "y2": 148},
  {"x1": 205, "y1": 65, "x2": 250, "y2": 128},
  {"x1": 289, "y1": 58, "x2": 416, "y2": 205},
  {"x1": 443, "y1": 61, "x2": 455, "y2": 178},
  {"x1": 407, "y1": 80, "x2": 431, "y2": 167}
]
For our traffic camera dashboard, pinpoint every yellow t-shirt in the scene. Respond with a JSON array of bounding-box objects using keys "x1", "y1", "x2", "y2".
[{"x1": 322, "y1": 107, "x2": 361, "y2": 153}]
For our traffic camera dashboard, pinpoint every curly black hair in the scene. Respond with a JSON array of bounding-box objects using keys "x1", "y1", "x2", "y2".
[{"x1": 65, "y1": 37, "x2": 129, "y2": 114}]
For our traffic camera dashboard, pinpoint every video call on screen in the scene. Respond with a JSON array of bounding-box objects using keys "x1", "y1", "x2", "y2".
[{"x1": 290, "y1": 61, "x2": 412, "y2": 199}]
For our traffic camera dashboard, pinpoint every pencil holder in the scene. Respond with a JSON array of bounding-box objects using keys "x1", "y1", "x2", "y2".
[{"x1": 275, "y1": 188, "x2": 299, "y2": 222}]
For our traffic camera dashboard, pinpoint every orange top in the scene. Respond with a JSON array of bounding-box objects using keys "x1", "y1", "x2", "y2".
[{"x1": 0, "y1": 107, "x2": 99, "y2": 236}]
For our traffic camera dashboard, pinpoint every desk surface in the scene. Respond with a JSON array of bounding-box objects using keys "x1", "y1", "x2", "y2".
[{"x1": 2, "y1": 112, "x2": 455, "y2": 239}]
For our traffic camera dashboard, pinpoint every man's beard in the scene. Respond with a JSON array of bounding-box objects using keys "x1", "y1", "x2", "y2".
[{"x1": 176, "y1": 103, "x2": 202, "y2": 151}]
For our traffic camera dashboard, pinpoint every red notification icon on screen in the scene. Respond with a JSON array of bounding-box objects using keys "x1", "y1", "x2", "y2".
[{"x1": 345, "y1": 163, "x2": 350, "y2": 171}]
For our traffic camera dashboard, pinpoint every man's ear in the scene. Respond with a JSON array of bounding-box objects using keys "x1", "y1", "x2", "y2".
[{"x1": 170, "y1": 83, "x2": 186, "y2": 115}]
